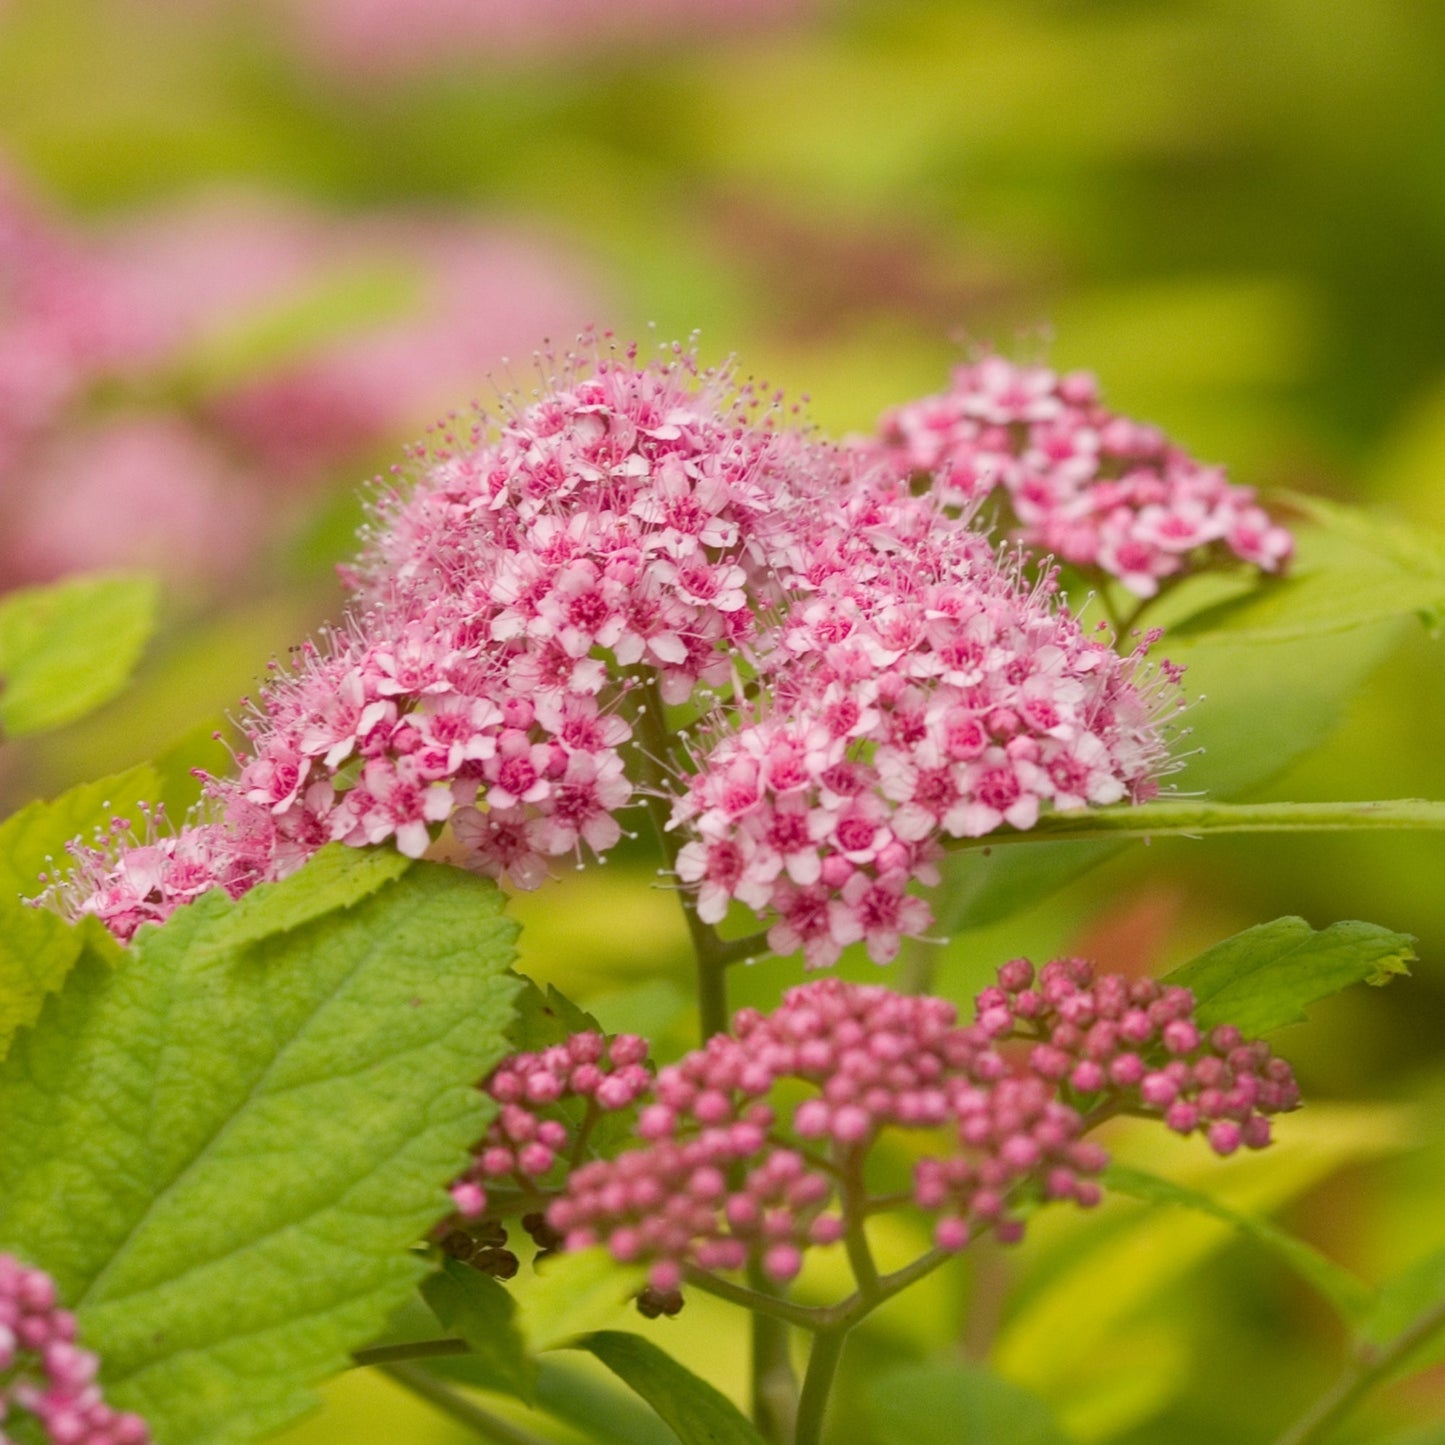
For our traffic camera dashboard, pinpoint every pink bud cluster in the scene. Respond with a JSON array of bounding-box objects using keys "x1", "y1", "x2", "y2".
[
  {"x1": 545, "y1": 978, "x2": 1099, "y2": 1290},
  {"x1": 0, "y1": 1254, "x2": 151, "y2": 1445},
  {"x1": 482, "y1": 965, "x2": 1299, "y2": 1298},
  {"x1": 448, "y1": 1030, "x2": 653, "y2": 1223},
  {"x1": 874, "y1": 355, "x2": 1293, "y2": 597},
  {"x1": 983, "y1": 956, "x2": 1301, "y2": 1154},
  {"x1": 57, "y1": 340, "x2": 1181, "y2": 963}
]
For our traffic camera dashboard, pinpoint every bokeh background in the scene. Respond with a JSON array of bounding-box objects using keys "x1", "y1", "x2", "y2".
[{"x1": 3, "y1": 2, "x2": 1445, "y2": 1441}]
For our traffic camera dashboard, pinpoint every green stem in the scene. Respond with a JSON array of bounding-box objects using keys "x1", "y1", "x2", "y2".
[
  {"x1": 838, "y1": 1147, "x2": 881, "y2": 1301},
  {"x1": 1270, "y1": 1297, "x2": 1445, "y2": 1445},
  {"x1": 697, "y1": 950, "x2": 730, "y2": 1042},
  {"x1": 684, "y1": 1267, "x2": 825, "y2": 1330},
  {"x1": 715, "y1": 929, "x2": 773, "y2": 968},
  {"x1": 352, "y1": 1337, "x2": 472, "y2": 1367},
  {"x1": 631, "y1": 677, "x2": 733, "y2": 1037},
  {"x1": 794, "y1": 1329, "x2": 848, "y2": 1445},
  {"x1": 378, "y1": 1361, "x2": 553, "y2": 1445},
  {"x1": 871, "y1": 1247, "x2": 953, "y2": 1309},
  {"x1": 751, "y1": 1303, "x2": 799, "y2": 1444},
  {"x1": 946, "y1": 798, "x2": 1445, "y2": 850}
]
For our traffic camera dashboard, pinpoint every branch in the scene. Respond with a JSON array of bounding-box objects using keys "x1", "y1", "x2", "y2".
[
  {"x1": 1270, "y1": 1296, "x2": 1445, "y2": 1445},
  {"x1": 946, "y1": 798, "x2": 1445, "y2": 850},
  {"x1": 353, "y1": 1337, "x2": 472, "y2": 1367},
  {"x1": 682, "y1": 1265, "x2": 827, "y2": 1331},
  {"x1": 377, "y1": 1361, "x2": 553, "y2": 1445}
]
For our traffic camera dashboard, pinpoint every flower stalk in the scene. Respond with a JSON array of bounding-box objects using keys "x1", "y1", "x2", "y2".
[{"x1": 1271, "y1": 1296, "x2": 1445, "y2": 1445}]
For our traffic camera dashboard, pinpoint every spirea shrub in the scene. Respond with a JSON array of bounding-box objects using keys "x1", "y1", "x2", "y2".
[{"x1": 3, "y1": 335, "x2": 1440, "y2": 1445}]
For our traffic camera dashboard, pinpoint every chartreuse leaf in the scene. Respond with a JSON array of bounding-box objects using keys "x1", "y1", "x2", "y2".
[
  {"x1": 516, "y1": 1249, "x2": 645, "y2": 1353},
  {"x1": 995, "y1": 1104, "x2": 1414, "y2": 1440},
  {"x1": 1161, "y1": 916, "x2": 1415, "y2": 1033},
  {"x1": 420, "y1": 1259, "x2": 536, "y2": 1402},
  {"x1": 0, "y1": 764, "x2": 158, "y2": 1060},
  {"x1": 567, "y1": 1331, "x2": 766, "y2": 1445},
  {"x1": 1291, "y1": 494, "x2": 1445, "y2": 577},
  {"x1": 1104, "y1": 1164, "x2": 1372, "y2": 1322},
  {"x1": 865, "y1": 1361, "x2": 1073, "y2": 1445},
  {"x1": 1174, "y1": 502, "x2": 1445, "y2": 640},
  {"x1": 0, "y1": 573, "x2": 159, "y2": 737},
  {"x1": 200, "y1": 841, "x2": 411, "y2": 953},
  {"x1": 0, "y1": 859, "x2": 520, "y2": 1445}
]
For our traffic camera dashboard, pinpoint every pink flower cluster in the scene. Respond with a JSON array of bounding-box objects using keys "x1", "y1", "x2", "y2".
[
  {"x1": 448, "y1": 1029, "x2": 653, "y2": 1223},
  {"x1": 58, "y1": 341, "x2": 1181, "y2": 960},
  {"x1": 447, "y1": 962, "x2": 1297, "y2": 1298},
  {"x1": 670, "y1": 528, "x2": 1181, "y2": 968},
  {"x1": 874, "y1": 356, "x2": 1293, "y2": 597},
  {"x1": 0, "y1": 1254, "x2": 151, "y2": 1445}
]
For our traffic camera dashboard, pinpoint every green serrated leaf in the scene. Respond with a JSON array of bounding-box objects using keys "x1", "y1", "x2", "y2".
[
  {"x1": 1162, "y1": 917, "x2": 1415, "y2": 1034},
  {"x1": 865, "y1": 1361, "x2": 1073, "y2": 1445},
  {"x1": 420, "y1": 1260, "x2": 536, "y2": 1402},
  {"x1": 1104, "y1": 1163, "x2": 1373, "y2": 1322},
  {"x1": 509, "y1": 977, "x2": 606, "y2": 1052},
  {"x1": 569, "y1": 1331, "x2": 766, "y2": 1445},
  {"x1": 199, "y1": 841, "x2": 412, "y2": 953},
  {"x1": 0, "y1": 860, "x2": 520, "y2": 1445},
  {"x1": 0, "y1": 573, "x2": 159, "y2": 737},
  {"x1": 0, "y1": 765, "x2": 158, "y2": 1059}
]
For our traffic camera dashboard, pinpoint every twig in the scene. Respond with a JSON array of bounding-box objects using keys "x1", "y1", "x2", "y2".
[
  {"x1": 378, "y1": 1361, "x2": 553, "y2": 1445},
  {"x1": 1270, "y1": 1297, "x2": 1445, "y2": 1445}
]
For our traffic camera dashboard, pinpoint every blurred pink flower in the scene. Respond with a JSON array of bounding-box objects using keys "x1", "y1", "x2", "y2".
[
  {"x1": 198, "y1": 210, "x2": 608, "y2": 480},
  {"x1": 5, "y1": 417, "x2": 260, "y2": 586},
  {"x1": 280, "y1": 0, "x2": 818, "y2": 81},
  {"x1": 0, "y1": 164, "x2": 141, "y2": 474},
  {"x1": 0, "y1": 170, "x2": 606, "y2": 588}
]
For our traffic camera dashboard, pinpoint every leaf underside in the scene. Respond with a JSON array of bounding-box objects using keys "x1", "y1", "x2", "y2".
[{"x1": 1162, "y1": 916, "x2": 1414, "y2": 1034}]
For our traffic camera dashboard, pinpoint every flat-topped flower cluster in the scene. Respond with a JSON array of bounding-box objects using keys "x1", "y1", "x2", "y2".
[
  {"x1": 54, "y1": 341, "x2": 1289, "y2": 963},
  {"x1": 873, "y1": 356, "x2": 1293, "y2": 597},
  {"x1": 444, "y1": 960, "x2": 1298, "y2": 1299}
]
